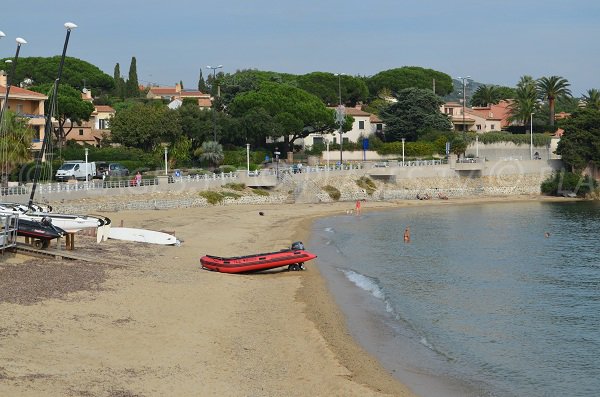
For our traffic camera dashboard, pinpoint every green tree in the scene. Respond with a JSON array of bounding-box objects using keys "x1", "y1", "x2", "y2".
[
  {"x1": 195, "y1": 140, "x2": 224, "y2": 169},
  {"x1": 379, "y1": 87, "x2": 453, "y2": 142},
  {"x1": 537, "y1": 76, "x2": 572, "y2": 126},
  {"x1": 3, "y1": 56, "x2": 114, "y2": 95},
  {"x1": 368, "y1": 67, "x2": 453, "y2": 97},
  {"x1": 0, "y1": 111, "x2": 35, "y2": 185},
  {"x1": 297, "y1": 72, "x2": 369, "y2": 106},
  {"x1": 113, "y1": 63, "x2": 125, "y2": 98},
  {"x1": 178, "y1": 104, "x2": 213, "y2": 148},
  {"x1": 109, "y1": 103, "x2": 181, "y2": 151},
  {"x1": 471, "y1": 84, "x2": 502, "y2": 107},
  {"x1": 126, "y1": 56, "x2": 140, "y2": 98},
  {"x1": 229, "y1": 82, "x2": 336, "y2": 151},
  {"x1": 30, "y1": 83, "x2": 95, "y2": 147},
  {"x1": 508, "y1": 76, "x2": 539, "y2": 127},
  {"x1": 556, "y1": 108, "x2": 600, "y2": 171},
  {"x1": 198, "y1": 69, "x2": 207, "y2": 92},
  {"x1": 582, "y1": 89, "x2": 600, "y2": 110}
]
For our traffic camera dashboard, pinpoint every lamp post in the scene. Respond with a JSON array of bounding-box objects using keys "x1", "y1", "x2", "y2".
[
  {"x1": 29, "y1": 22, "x2": 76, "y2": 207},
  {"x1": 458, "y1": 76, "x2": 470, "y2": 133},
  {"x1": 0, "y1": 36, "x2": 27, "y2": 130},
  {"x1": 530, "y1": 113, "x2": 534, "y2": 160},
  {"x1": 84, "y1": 147, "x2": 89, "y2": 182},
  {"x1": 401, "y1": 138, "x2": 405, "y2": 166},
  {"x1": 274, "y1": 147, "x2": 280, "y2": 180},
  {"x1": 246, "y1": 143, "x2": 250, "y2": 176},
  {"x1": 207, "y1": 65, "x2": 223, "y2": 142},
  {"x1": 164, "y1": 147, "x2": 168, "y2": 175},
  {"x1": 334, "y1": 73, "x2": 345, "y2": 165},
  {"x1": 476, "y1": 135, "x2": 479, "y2": 158},
  {"x1": 326, "y1": 139, "x2": 330, "y2": 169}
]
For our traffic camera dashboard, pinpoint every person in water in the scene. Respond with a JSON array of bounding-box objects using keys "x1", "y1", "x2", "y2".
[{"x1": 403, "y1": 226, "x2": 410, "y2": 242}]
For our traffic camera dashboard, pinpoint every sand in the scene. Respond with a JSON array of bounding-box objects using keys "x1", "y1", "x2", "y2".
[{"x1": 0, "y1": 196, "x2": 565, "y2": 396}]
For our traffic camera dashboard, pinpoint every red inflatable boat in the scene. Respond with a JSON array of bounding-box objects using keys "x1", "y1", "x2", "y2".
[{"x1": 200, "y1": 242, "x2": 317, "y2": 273}]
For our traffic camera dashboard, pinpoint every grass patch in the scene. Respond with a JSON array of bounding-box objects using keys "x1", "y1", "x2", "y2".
[
  {"x1": 323, "y1": 185, "x2": 341, "y2": 201},
  {"x1": 199, "y1": 191, "x2": 224, "y2": 205},
  {"x1": 224, "y1": 182, "x2": 246, "y2": 191},
  {"x1": 252, "y1": 188, "x2": 270, "y2": 196},
  {"x1": 221, "y1": 191, "x2": 241, "y2": 199},
  {"x1": 356, "y1": 176, "x2": 377, "y2": 195}
]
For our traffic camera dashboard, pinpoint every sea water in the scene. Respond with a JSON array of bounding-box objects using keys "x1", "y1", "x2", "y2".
[{"x1": 309, "y1": 201, "x2": 600, "y2": 397}]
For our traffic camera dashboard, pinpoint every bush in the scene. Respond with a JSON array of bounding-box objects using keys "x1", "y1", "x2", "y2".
[
  {"x1": 252, "y1": 188, "x2": 270, "y2": 196},
  {"x1": 221, "y1": 191, "x2": 241, "y2": 200},
  {"x1": 199, "y1": 191, "x2": 224, "y2": 205},
  {"x1": 356, "y1": 177, "x2": 377, "y2": 195},
  {"x1": 541, "y1": 171, "x2": 598, "y2": 196},
  {"x1": 224, "y1": 183, "x2": 246, "y2": 191},
  {"x1": 323, "y1": 185, "x2": 341, "y2": 200}
]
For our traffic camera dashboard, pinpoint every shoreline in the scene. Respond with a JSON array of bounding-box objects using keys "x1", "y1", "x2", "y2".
[{"x1": 0, "y1": 195, "x2": 581, "y2": 396}]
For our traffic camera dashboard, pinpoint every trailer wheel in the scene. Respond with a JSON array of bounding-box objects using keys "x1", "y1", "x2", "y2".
[
  {"x1": 41, "y1": 239, "x2": 50, "y2": 249},
  {"x1": 33, "y1": 240, "x2": 43, "y2": 249}
]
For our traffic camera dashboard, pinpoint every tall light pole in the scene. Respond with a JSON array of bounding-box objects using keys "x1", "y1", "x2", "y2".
[
  {"x1": 530, "y1": 113, "x2": 534, "y2": 160},
  {"x1": 0, "y1": 36, "x2": 27, "y2": 131},
  {"x1": 402, "y1": 138, "x2": 405, "y2": 166},
  {"x1": 29, "y1": 22, "x2": 76, "y2": 207},
  {"x1": 207, "y1": 65, "x2": 223, "y2": 142},
  {"x1": 326, "y1": 139, "x2": 330, "y2": 169},
  {"x1": 164, "y1": 147, "x2": 168, "y2": 175},
  {"x1": 458, "y1": 76, "x2": 470, "y2": 133},
  {"x1": 334, "y1": 73, "x2": 345, "y2": 165},
  {"x1": 84, "y1": 147, "x2": 89, "y2": 182},
  {"x1": 246, "y1": 143, "x2": 250, "y2": 176}
]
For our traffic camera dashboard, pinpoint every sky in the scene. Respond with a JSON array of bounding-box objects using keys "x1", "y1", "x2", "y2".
[{"x1": 1, "y1": 0, "x2": 599, "y2": 96}]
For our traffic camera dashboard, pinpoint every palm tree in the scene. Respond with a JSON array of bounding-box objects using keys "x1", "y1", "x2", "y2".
[
  {"x1": 508, "y1": 77, "x2": 539, "y2": 127},
  {"x1": 195, "y1": 140, "x2": 224, "y2": 170},
  {"x1": 0, "y1": 110, "x2": 35, "y2": 186},
  {"x1": 471, "y1": 84, "x2": 501, "y2": 107},
  {"x1": 582, "y1": 88, "x2": 600, "y2": 110},
  {"x1": 537, "y1": 76, "x2": 572, "y2": 126}
]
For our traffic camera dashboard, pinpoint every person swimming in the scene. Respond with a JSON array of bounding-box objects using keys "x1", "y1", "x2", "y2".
[{"x1": 403, "y1": 226, "x2": 410, "y2": 242}]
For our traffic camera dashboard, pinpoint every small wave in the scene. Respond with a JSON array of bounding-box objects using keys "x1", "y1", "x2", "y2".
[
  {"x1": 420, "y1": 336, "x2": 434, "y2": 350},
  {"x1": 342, "y1": 269, "x2": 385, "y2": 300},
  {"x1": 323, "y1": 227, "x2": 334, "y2": 233}
]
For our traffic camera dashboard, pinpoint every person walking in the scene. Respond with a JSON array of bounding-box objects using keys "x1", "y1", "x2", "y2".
[{"x1": 135, "y1": 171, "x2": 142, "y2": 187}]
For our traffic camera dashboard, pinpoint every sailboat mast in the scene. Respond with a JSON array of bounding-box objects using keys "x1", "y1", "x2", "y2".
[{"x1": 28, "y1": 23, "x2": 77, "y2": 208}]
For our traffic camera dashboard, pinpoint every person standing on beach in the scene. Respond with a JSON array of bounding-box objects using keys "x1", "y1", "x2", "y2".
[
  {"x1": 403, "y1": 226, "x2": 410, "y2": 242},
  {"x1": 355, "y1": 200, "x2": 361, "y2": 215},
  {"x1": 135, "y1": 171, "x2": 142, "y2": 187}
]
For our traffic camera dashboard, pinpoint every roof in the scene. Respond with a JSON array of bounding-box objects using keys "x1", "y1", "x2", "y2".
[
  {"x1": 148, "y1": 87, "x2": 178, "y2": 95},
  {"x1": 0, "y1": 85, "x2": 48, "y2": 99},
  {"x1": 94, "y1": 105, "x2": 115, "y2": 113},
  {"x1": 198, "y1": 98, "x2": 212, "y2": 107},
  {"x1": 328, "y1": 106, "x2": 372, "y2": 117},
  {"x1": 180, "y1": 90, "x2": 208, "y2": 97}
]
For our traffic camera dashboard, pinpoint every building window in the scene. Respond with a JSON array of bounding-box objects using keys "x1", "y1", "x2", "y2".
[
  {"x1": 333, "y1": 137, "x2": 337, "y2": 144},
  {"x1": 476, "y1": 124, "x2": 482, "y2": 130},
  {"x1": 79, "y1": 129, "x2": 84, "y2": 136},
  {"x1": 99, "y1": 119, "x2": 109, "y2": 129},
  {"x1": 376, "y1": 123, "x2": 382, "y2": 131},
  {"x1": 359, "y1": 120, "x2": 365, "y2": 129},
  {"x1": 491, "y1": 124, "x2": 495, "y2": 130},
  {"x1": 16, "y1": 104, "x2": 24, "y2": 114},
  {"x1": 343, "y1": 137, "x2": 349, "y2": 144},
  {"x1": 313, "y1": 137, "x2": 323, "y2": 145},
  {"x1": 446, "y1": 107, "x2": 454, "y2": 115}
]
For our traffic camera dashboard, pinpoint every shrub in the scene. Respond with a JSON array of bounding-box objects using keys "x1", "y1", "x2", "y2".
[
  {"x1": 356, "y1": 176, "x2": 377, "y2": 195},
  {"x1": 323, "y1": 185, "x2": 341, "y2": 200},
  {"x1": 221, "y1": 191, "x2": 241, "y2": 200},
  {"x1": 199, "y1": 191, "x2": 224, "y2": 205},
  {"x1": 224, "y1": 182, "x2": 246, "y2": 191},
  {"x1": 252, "y1": 188, "x2": 270, "y2": 196},
  {"x1": 541, "y1": 171, "x2": 597, "y2": 196}
]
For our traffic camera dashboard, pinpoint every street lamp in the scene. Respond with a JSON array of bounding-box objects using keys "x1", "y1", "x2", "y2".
[
  {"x1": 0, "y1": 36, "x2": 27, "y2": 131},
  {"x1": 530, "y1": 113, "x2": 534, "y2": 160},
  {"x1": 326, "y1": 139, "x2": 330, "y2": 169},
  {"x1": 401, "y1": 138, "x2": 405, "y2": 166},
  {"x1": 274, "y1": 147, "x2": 280, "y2": 180},
  {"x1": 246, "y1": 143, "x2": 250, "y2": 176},
  {"x1": 207, "y1": 64, "x2": 223, "y2": 142},
  {"x1": 29, "y1": 23, "x2": 75, "y2": 207},
  {"x1": 458, "y1": 76, "x2": 470, "y2": 133},
  {"x1": 334, "y1": 73, "x2": 345, "y2": 165},
  {"x1": 164, "y1": 147, "x2": 168, "y2": 175},
  {"x1": 84, "y1": 147, "x2": 89, "y2": 182}
]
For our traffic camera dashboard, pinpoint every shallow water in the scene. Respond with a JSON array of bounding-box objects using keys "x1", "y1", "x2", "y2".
[{"x1": 310, "y1": 201, "x2": 600, "y2": 397}]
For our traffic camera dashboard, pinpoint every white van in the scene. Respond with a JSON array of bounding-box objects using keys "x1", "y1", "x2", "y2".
[{"x1": 55, "y1": 161, "x2": 97, "y2": 182}]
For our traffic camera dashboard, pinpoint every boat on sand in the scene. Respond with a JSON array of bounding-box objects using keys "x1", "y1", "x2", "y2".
[{"x1": 201, "y1": 242, "x2": 317, "y2": 273}]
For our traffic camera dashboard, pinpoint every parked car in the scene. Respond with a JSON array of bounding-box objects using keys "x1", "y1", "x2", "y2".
[{"x1": 96, "y1": 162, "x2": 129, "y2": 178}]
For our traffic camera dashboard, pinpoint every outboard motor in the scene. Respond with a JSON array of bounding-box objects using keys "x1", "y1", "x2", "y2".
[
  {"x1": 291, "y1": 241, "x2": 304, "y2": 250},
  {"x1": 40, "y1": 216, "x2": 53, "y2": 226}
]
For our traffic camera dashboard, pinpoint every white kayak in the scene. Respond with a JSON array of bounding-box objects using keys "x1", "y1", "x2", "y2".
[{"x1": 107, "y1": 227, "x2": 178, "y2": 245}]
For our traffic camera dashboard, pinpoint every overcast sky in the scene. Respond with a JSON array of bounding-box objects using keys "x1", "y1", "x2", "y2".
[{"x1": 1, "y1": 0, "x2": 598, "y2": 96}]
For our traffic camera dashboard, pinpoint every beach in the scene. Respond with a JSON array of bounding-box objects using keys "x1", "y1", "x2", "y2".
[
  {"x1": 1, "y1": 199, "x2": 422, "y2": 397},
  {"x1": 0, "y1": 195, "x2": 570, "y2": 396}
]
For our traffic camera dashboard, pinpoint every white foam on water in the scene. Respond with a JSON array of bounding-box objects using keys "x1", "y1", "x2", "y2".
[{"x1": 323, "y1": 227, "x2": 334, "y2": 233}]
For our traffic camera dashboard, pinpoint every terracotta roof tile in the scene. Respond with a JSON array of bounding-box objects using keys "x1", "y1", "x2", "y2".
[
  {"x1": 95, "y1": 105, "x2": 115, "y2": 113},
  {"x1": 0, "y1": 85, "x2": 47, "y2": 98}
]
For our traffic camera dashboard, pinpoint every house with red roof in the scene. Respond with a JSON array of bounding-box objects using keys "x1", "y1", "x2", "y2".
[
  {"x1": 442, "y1": 100, "x2": 511, "y2": 132},
  {"x1": 0, "y1": 70, "x2": 48, "y2": 151},
  {"x1": 63, "y1": 89, "x2": 115, "y2": 146},
  {"x1": 146, "y1": 83, "x2": 212, "y2": 109}
]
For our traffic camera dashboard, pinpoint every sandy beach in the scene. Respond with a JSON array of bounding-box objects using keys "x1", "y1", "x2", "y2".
[{"x1": 0, "y1": 195, "x2": 564, "y2": 396}]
